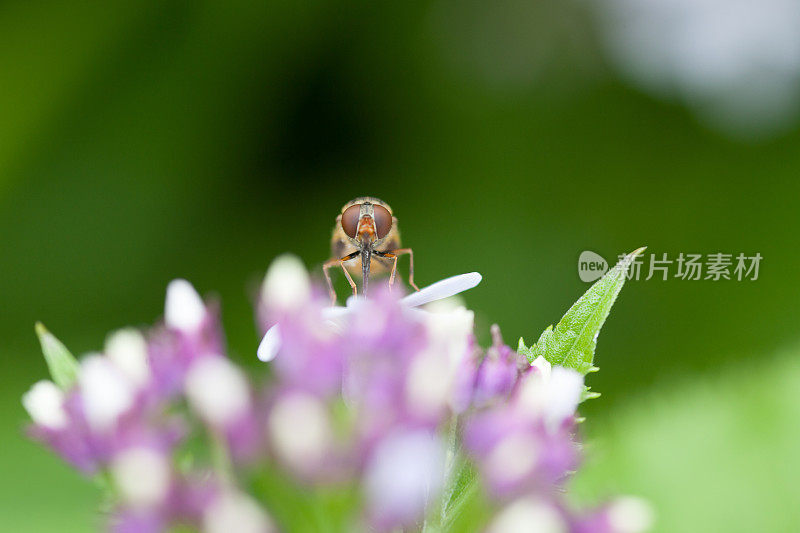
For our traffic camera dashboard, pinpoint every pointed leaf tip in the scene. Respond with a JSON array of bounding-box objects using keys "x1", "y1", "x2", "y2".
[
  {"x1": 35, "y1": 322, "x2": 80, "y2": 390},
  {"x1": 520, "y1": 246, "x2": 641, "y2": 390}
]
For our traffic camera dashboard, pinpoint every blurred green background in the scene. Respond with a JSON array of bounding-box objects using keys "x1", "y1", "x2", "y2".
[{"x1": 1, "y1": 1, "x2": 797, "y2": 531}]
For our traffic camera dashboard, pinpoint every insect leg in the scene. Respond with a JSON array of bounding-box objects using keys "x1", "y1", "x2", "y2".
[
  {"x1": 392, "y1": 248, "x2": 419, "y2": 291},
  {"x1": 374, "y1": 251, "x2": 399, "y2": 289},
  {"x1": 340, "y1": 259, "x2": 358, "y2": 300},
  {"x1": 322, "y1": 258, "x2": 339, "y2": 305},
  {"x1": 323, "y1": 251, "x2": 359, "y2": 305},
  {"x1": 375, "y1": 248, "x2": 419, "y2": 292}
]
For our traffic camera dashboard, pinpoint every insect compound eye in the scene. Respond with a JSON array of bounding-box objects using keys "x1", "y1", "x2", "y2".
[
  {"x1": 373, "y1": 205, "x2": 393, "y2": 239},
  {"x1": 341, "y1": 204, "x2": 361, "y2": 238}
]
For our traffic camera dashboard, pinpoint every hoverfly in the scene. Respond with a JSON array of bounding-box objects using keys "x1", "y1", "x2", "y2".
[{"x1": 324, "y1": 197, "x2": 419, "y2": 304}]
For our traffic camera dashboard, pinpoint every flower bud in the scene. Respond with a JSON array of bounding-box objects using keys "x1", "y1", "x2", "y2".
[
  {"x1": 185, "y1": 356, "x2": 250, "y2": 427},
  {"x1": 110, "y1": 446, "x2": 171, "y2": 508},
  {"x1": 403, "y1": 305, "x2": 474, "y2": 417},
  {"x1": 487, "y1": 497, "x2": 566, "y2": 533},
  {"x1": 516, "y1": 363, "x2": 582, "y2": 432},
  {"x1": 261, "y1": 254, "x2": 311, "y2": 312},
  {"x1": 606, "y1": 496, "x2": 654, "y2": 533},
  {"x1": 165, "y1": 279, "x2": 206, "y2": 332},
  {"x1": 472, "y1": 352, "x2": 517, "y2": 408},
  {"x1": 405, "y1": 349, "x2": 451, "y2": 419},
  {"x1": 268, "y1": 391, "x2": 332, "y2": 473},
  {"x1": 364, "y1": 430, "x2": 445, "y2": 529},
  {"x1": 79, "y1": 354, "x2": 135, "y2": 432},
  {"x1": 543, "y1": 367, "x2": 583, "y2": 431},
  {"x1": 22, "y1": 380, "x2": 68, "y2": 430},
  {"x1": 530, "y1": 355, "x2": 552, "y2": 380},
  {"x1": 203, "y1": 491, "x2": 275, "y2": 533},
  {"x1": 105, "y1": 329, "x2": 150, "y2": 387},
  {"x1": 484, "y1": 432, "x2": 540, "y2": 491},
  {"x1": 423, "y1": 306, "x2": 474, "y2": 368}
]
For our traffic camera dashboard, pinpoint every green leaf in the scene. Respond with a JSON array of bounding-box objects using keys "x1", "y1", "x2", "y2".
[
  {"x1": 435, "y1": 459, "x2": 493, "y2": 533},
  {"x1": 570, "y1": 351, "x2": 800, "y2": 532},
  {"x1": 519, "y1": 247, "x2": 644, "y2": 376},
  {"x1": 35, "y1": 322, "x2": 80, "y2": 390},
  {"x1": 439, "y1": 460, "x2": 483, "y2": 531},
  {"x1": 581, "y1": 386, "x2": 601, "y2": 402}
]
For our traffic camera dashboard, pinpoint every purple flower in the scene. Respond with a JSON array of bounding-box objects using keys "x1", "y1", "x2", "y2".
[
  {"x1": 24, "y1": 387, "x2": 98, "y2": 472},
  {"x1": 471, "y1": 325, "x2": 520, "y2": 408},
  {"x1": 255, "y1": 256, "x2": 483, "y2": 528},
  {"x1": 22, "y1": 255, "x2": 649, "y2": 533},
  {"x1": 148, "y1": 280, "x2": 226, "y2": 398},
  {"x1": 184, "y1": 355, "x2": 261, "y2": 461},
  {"x1": 24, "y1": 353, "x2": 185, "y2": 473},
  {"x1": 464, "y1": 357, "x2": 584, "y2": 499},
  {"x1": 256, "y1": 254, "x2": 482, "y2": 363},
  {"x1": 256, "y1": 256, "x2": 346, "y2": 397},
  {"x1": 259, "y1": 285, "x2": 455, "y2": 481},
  {"x1": 110, "y1": 445, "x2": 172, "y2": 510}
]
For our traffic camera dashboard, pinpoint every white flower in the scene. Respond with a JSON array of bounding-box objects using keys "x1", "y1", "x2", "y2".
[
  {"x1": 260, "y1": 254, "x2": 311, "y2": 312},
  {"x1": 185, "y1": 356, "x2": 251, "y2": 427},
  {"x1": 517, "y1": 359, "x2": 583, "y2": 433},
  {"x1": 105, "y1": 328, "x2": 150, "y2": 388},
  {"x1": 203, "y1": 490, "x2": 276, "y2": 533},
  {"x1": 22, "y1": 380, "x2": 68, "y2": 430},
  {"x1": 110, "y1": 446, "x2": 171, "y2": 508},
  {"x1": 423, "y1": 305, "x2": 474, "y2": 369},
  {"x1": 607, "y1": 496, "x2": 655, "y2": 533},
  {"x1": 405, "y1": 349, "x2": 453, "y2": 418},
  {"x1": 79, "y1": 354, "x2": 136, "y2": 432},
  {"x1": 487, "y1": 497, "x2": 567, "y2": 533},
  {"x1": 257, "y1": 271, "x2": 483, "y2": 362},
  {"x1": 544, "y1": 367, "x2": 584, "y2": 428},
  {"x1": 268, "y1": 391, "x2": 333, "y2": 472},
  {"x1": 406, "y1": 304, "x2": 475, "y2": 416},
  {"x1": 165, "y1": 279, "x2": 206, "y2": 332},
  {"x1": 485, "y1": 433, "x2": 541, "y2": 488},
  {"x1": 530, "y1": 355, "x2": 552, "y2": 381},
  {"x1": 363, "y1": 430, "x2": 446, "y2": 526}
]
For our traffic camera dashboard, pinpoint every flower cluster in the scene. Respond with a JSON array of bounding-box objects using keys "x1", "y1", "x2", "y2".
[
  {"x1": 23, "y1": 255, "x2": 652, "y2": 532},
  {"x1": 24, "y1": 282, "x2": 270, "y2": 532},
  {"x1": 462, "y1": 334, "x2": 644, "y2": 532}
]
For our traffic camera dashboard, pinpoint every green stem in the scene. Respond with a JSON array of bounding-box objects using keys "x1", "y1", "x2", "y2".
[
  {"x1": 426, "y1": 415, "x2": 460, "y2": 532},
  {"x1": 209, "y1": 428, "x2": 234, "y2": 486}
]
